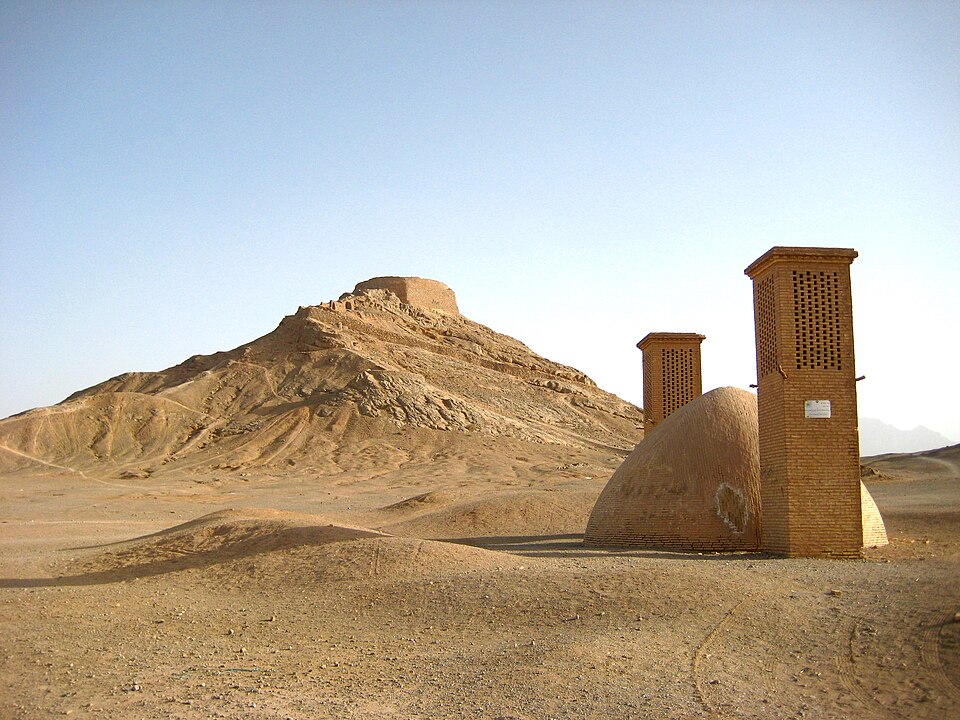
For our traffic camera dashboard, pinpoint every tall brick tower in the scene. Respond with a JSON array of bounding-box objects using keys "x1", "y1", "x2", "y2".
[
  {"x1": 637, "y1": 332, "x2": 705, "y2": 433},
  {"x1": 745, "y1": 247, "x2": 862, "y2": 558}
]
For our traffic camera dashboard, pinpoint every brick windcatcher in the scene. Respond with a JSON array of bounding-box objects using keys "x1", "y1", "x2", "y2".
[
  {"x1": 745, "y1": 246, "x2": 862, "y2": 558},
  {"x1": 636, "y1": 332, "x2": 705, "y2": 434}
]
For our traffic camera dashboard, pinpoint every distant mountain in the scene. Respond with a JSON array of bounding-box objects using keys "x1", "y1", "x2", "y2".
[{"x1": 859, "y1": 418, "x2": 953, "y2": 457}]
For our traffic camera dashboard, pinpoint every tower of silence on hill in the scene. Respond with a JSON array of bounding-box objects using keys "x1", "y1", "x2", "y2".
[
  {"x1": 351, "y1": 276, "x2": 460, "y2": 315},
  {"x1": 585, "y1": 246, "x2": 887, "y2": 557},
  {"x1": 0, "y1": 272, "x2": 649, "y2": 477}
]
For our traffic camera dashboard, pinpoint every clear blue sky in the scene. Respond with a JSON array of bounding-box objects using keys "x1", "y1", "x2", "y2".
[{"x1": 2, "y1": 1, "x2": 958, "y2": 443}]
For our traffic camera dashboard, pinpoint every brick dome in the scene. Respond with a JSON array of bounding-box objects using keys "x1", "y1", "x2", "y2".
[
  {"x1": 584, "y1": 386, "x2": 762, "y2": 551},
  {"x1": 860, "y1": 483, "x2": 888, "y2": 548}
]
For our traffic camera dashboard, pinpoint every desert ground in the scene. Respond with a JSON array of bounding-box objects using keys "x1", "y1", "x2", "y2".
[{"x1": 0, "y1": 441, "x2": 957, "y2": 720}]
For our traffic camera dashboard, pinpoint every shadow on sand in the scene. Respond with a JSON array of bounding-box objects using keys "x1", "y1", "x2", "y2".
[
  {"x1": 0, "y1": 525, "x2": 379, "y2": 589},
  {"x1": 445, "y1": 533, "x2": 768, "y2": 560},
  {"x1": 0, "y1": 532, "x2": 769, "y2": 589}
]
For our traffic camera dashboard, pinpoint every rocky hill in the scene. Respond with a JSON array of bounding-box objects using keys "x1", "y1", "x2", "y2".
[{"x1": 0, "y1": 278, "x2": 643, "y2": 481}]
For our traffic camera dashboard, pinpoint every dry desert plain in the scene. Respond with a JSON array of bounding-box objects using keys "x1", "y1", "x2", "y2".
[
  {"x1": 0, "y1": 284, "x2": 958, "y2": 719},
  {"x1": 1, "y1": 441, "x2": 958, "y2": 720}
]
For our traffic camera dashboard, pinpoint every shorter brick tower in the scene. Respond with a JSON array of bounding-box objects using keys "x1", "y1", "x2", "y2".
[
  {"x1": 637, "y1": 332, "x2": 705, "y2": 433},
  {"x1": 745, "y1": 247, "x2": 862, "y2": 558}
]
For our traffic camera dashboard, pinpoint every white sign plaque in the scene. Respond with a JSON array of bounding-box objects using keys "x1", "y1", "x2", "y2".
[{"x1": 804, "y1": 400, "x2": 832, "y2": 419}]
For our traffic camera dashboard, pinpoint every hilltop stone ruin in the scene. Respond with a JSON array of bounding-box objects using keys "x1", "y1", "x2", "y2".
[{"x1": 351, "y1": 276, "x2": 460, "y2": 315}]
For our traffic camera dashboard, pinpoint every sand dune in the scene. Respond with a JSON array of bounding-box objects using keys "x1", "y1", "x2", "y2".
[
  {"x1": 377, "y1": 489, "x2": 603, "y2": 540},
  {"x1": 71, "y1": 508, "x2": 386, "y2": 575},
  {"x1": 862, "y1": 443, "x2": 960, "y2": 481},
  {"x1": 63, "y1": 509, "x2": 531, "y2": 589}
]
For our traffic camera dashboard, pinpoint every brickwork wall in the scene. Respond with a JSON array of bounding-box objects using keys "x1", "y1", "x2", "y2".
[
  {"x1": 353, "y1": 277, "x2": 459, "y2": 315},
  {"x1": 745, "y1": 247, "x2": 863, "y2": 558},
  {"x1": 637, "y1": 333, "x2": 704, "y2": 433}
]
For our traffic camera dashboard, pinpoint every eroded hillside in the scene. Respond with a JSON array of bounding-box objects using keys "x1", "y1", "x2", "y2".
[{"x1": 0, "y1": 283, "x2": 643, "y2": 480}]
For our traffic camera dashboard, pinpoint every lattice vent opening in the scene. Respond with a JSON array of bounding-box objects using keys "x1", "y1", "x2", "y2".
[
  {"x1": 643, "y1": 355, "x2": 653, "y2": 421},
  {"x1": 756, "y1": 275, "x2": 777, "y2": 377},
  {"x1": 661, "y1": 347, "x2": 697, "y2": 417},
  {"x1": 792, "y1": 270, "x2": 842, "y2": 371}
]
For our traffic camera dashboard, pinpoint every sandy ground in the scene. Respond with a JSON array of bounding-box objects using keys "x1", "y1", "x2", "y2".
[{"x1": 1, "y1": 453, "x2": 958, "y2": 720}]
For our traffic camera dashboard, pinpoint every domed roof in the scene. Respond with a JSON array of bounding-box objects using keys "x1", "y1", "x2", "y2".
[{"x1": 584, "y1": 386, "x2": 762, "y2": 551}]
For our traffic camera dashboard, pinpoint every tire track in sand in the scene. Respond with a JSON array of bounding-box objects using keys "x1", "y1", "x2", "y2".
[
  {"x1": 691, "y1": 601, "x2": 740, "y2": 718},
  {"x1": 835, "y1": 617, "x2": 907, "y2": 720},
  {"x1": 920, "y1": 608, "x2": 960, "y2": 705}
]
